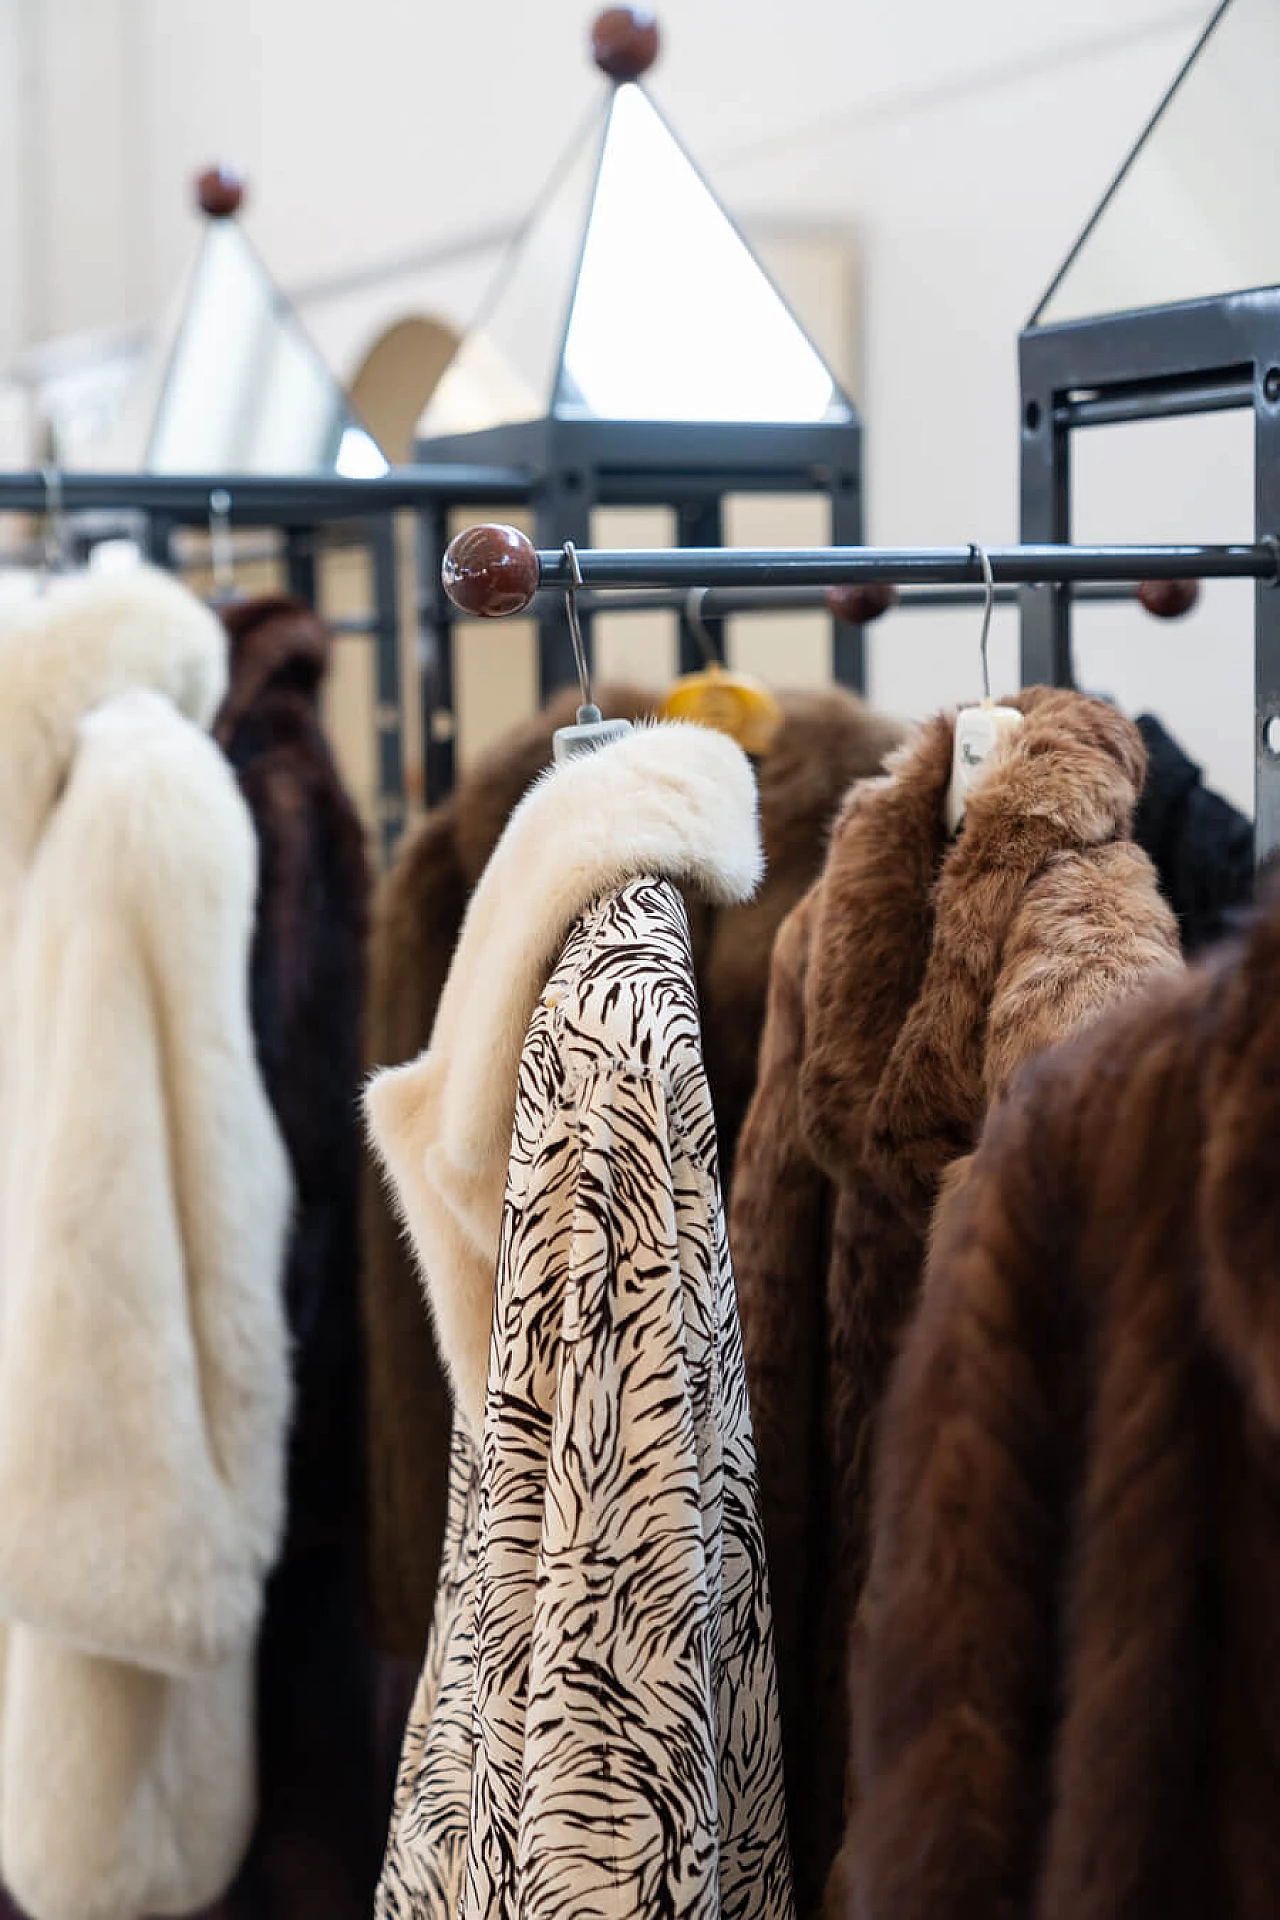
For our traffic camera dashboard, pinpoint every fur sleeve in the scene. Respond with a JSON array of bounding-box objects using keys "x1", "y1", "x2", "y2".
[
  {"x1": 984, "y1": 840, "x2": 1181, "y2": 1102},
  {"x1": 846, "y1": 1072, "x2": 1083, "y2": 1920},
  {"x1": 0, "y1": 692, "x2": 292, "y2": 1676},
  {"x1": 362, "y1": 807, "x2": 468, "y2": 1659}
]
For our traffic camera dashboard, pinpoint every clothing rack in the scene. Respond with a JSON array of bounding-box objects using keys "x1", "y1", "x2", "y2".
[
  {"x1": 441, "y1": 528, "x2": 1278, "y2": 606},
  {"x1": 443, "y1": 523, "x2": 1280, "y2": 863},
  {"x1": 0, "y1": 465, "x2": 531, "y2": 861}
]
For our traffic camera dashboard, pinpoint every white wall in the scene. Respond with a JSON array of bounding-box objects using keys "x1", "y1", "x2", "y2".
[{"x1": 2, "y1": 0, "x2": 1254, "y2": 805}]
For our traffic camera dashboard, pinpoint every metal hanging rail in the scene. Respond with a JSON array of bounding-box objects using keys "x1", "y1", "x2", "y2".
[
  {"x1": 454, "y1": 580, "x2": 1198, "y2": 622},
  {"x1": 0, "y1": 466, "x2": 530, "y2": 521},
  {"x1": 440, "y1": 523, "x2": 1278, "y2": 617}
]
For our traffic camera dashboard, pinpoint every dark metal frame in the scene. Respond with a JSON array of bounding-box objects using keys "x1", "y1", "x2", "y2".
[
  {"x1": 0, "y1": 464, "x2": 530, "y2": 858},
  {"x1": 418, "y1": 417, "x2": 864, "y2": 796},
  {"x1": 1019, "y1": 285, "x2": 1280, "y2": 857}
]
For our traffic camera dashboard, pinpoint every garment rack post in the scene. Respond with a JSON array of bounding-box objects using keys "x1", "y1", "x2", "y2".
[{"x1": 1020, "y1": 286, "x2": 1280, "y2": 864}]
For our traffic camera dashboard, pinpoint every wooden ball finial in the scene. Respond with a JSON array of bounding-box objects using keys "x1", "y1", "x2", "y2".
[
  {"x1": 443, "y1": 524, "x2": 541, "y2": 617},
  {"x1": 825, "y1": 582, "x2": 899, "y2": 626},
  {"x1": 591, "y1": 7, "x2": 660, "y2": 81},
  {"x1": 1136, "y1": 577, "x2": 1200, "y2": 620},
  {"x1": 195, "y1": 166, "x2": 245, "y2": 219}
]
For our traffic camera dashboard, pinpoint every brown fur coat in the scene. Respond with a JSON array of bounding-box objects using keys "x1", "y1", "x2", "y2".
[
  {"x1": 849, "y1": 882, "x2": 1280, "y2": 1920},
  {"x1": 730, "y1": 689, "x2": 1183, "y2": 1915},
  {"x1": 362, "y1": 680, "x2": 904, "y2": 1661}
]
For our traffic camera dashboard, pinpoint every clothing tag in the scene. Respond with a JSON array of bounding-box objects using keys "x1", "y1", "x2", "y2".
[
  {"x1": 552, "y1": 712, "x2": 633, "y2": 765},
  {"x1": 945, "y1": 703, "x2": 1022, "y2": 834}
]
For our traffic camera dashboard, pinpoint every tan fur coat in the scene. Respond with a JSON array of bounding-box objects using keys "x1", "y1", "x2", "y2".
[
  {"x1": 730, "y1": 689, "x2": 1183, "y2": 1914},
  {"x1": 849, "y1": 881, "x2": 1280, "y2": 1920},
  {"x1": 362, "y1": 681, "x2": 904, "y2": 1660}
]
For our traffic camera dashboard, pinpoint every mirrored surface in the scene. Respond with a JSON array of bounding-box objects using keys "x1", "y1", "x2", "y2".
[
  {"x1": 73, "y1": 221, "x2": 387, "y2": 474},
  {"x1": 419, "y1": 82, "x2": 852, "y2": 437},
  {"x1": 1034, "y1": 0, "x2": 1280, "y2": 326},
  {"x1": 419, "y1": 108, "x2": 606, "y2": 438},
  {"x1": 560, "y1": 84, "x2": 849, "y2": 422}
]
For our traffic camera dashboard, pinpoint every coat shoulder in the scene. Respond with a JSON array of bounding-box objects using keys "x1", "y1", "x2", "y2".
[
  {"x1": 65, "y1": 688, "x2": 256, "y2": 905},
  {"x1": 984, "y1": 839, "x2": 1183, "y2": 1100}
]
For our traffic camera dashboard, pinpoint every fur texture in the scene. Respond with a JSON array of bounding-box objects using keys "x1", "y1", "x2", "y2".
[
  {"x1": 361, "y1": 681, "x2": 903, "y2": 1657},
  {"x1": 848, "y1": 881, "x2": 1280, "y2": 1920},
  {"x1": 366, "y1": 720, "x2": 764, "y2": 1448},
  {"x1": 208, "y1": 594, "x2": 378, "y2": 1915},
  {"x1": 0, "y1": 572, "x2": 292, "y2": 1920},
  {"x1": 729, "y1": 689, "x2": 1184, "y2": 1915},
  {"x1": 1134, "y1": 710, "x2": 1254, "y2": 954}
]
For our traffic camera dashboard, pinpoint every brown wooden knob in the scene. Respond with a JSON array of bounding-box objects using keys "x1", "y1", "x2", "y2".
[
  {"x1": 591, "y1": 7, "x2": 659, "y2": 80},
  {"x1": 825, "y1": 582, "x2": 899, "y2": 625},
  {"x1": 443, "y1": 524, "x2": 541, "y2": 617},
  {"x1": 196, "y1": 166, "x2": 245, "y2": 219},
  {"x1": 1136, "y1": 577, "x2": 1199, "y2": 620}
]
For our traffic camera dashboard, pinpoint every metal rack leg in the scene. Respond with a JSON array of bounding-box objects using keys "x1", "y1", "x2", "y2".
[
  {"x1": 676, "y1": 500, "x2": 725, "y2": 671},
  {"x1": 829, "y1": 463, "x2": 865, "y2": 692},
  {"x1": 145, "y1": 513, "x2": 174, "y2": 568},
  {"x1": 369, "y1": 516, "x2": 407, "y2": 863},
  {"x1": 1255, "y1": 370, "x2": 1280, "y2": 863},
  {"x1": 285, "y1": 525, "x2": 318, "y2": 605},
  {"x1": 417, "y1": 503, "x2": 456, "y2": 807},
  {"x1": 1019, "y1": 387, "x2": 1073, "y2": 686}
]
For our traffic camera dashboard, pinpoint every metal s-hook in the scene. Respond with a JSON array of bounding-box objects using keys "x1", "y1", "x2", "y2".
[{"x1": 971, "y1": 542, "x2": 995, "y2": 701}]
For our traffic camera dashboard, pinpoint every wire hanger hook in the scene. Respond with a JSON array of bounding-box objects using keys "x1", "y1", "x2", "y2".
[
  {"x1": 971, "y1": 543, "x2": 995, "y2": 700},
  {"x1": 563, "y1": 541, "x2": 600, "y2": 722},
  {"x1": 551, "y1": 541, "x2": 632, "y2": 765},
  {"x1": 683, "y1": 587, "x2": 719, "y2": 669}
]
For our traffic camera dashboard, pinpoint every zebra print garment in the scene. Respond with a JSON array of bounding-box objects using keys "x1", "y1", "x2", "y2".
[{"x1": 377, "y1": 874, "x2": 794, "y2": 1920}]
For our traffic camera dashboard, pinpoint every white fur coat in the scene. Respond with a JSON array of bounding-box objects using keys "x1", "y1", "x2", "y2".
[{"x1": 0, "y1": 571, "x2": 292, "y2": 1920}]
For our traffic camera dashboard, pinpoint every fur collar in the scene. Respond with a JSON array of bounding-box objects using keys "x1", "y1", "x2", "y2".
[
  {"x1": 0, "y1": 567, "x2": 227, "y2": 865},
  {"x1": 800, "y1": 688, "x2": 1148, "y2": 1225},
  {"x1": 367, "y1": 722, "x2": 763, "y2": 1443}
]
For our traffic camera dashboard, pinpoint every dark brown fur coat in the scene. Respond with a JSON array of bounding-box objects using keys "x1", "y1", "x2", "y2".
[
  {"x1": 362, "y1": 681, "x2": 904, "y2": 1661},
  {"x1": 730, "y1": 689, "x2": 1184, "y2": 1915},
  {"x1": 207, "y1": 595, "x2": 379, "y2": 1915},
  {"x1": 849, "y1": 880, "x2": 1280, "y2": 1920}
]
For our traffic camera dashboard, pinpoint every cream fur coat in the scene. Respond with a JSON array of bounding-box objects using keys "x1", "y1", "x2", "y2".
[{"x1": 0, "y1": 571, "x2": 292, "y2": 1920}]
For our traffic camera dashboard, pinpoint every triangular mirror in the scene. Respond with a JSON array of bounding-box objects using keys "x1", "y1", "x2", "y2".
[
  {"x1": 420, "y1": 79, "x2": 853, "y2": 437},
  {"x1": 72, "y1": 185, "x2": 387, "y2": 476},
  {"x1": 1033, "y1": 0, "x2": 1280, "y2": 327}
]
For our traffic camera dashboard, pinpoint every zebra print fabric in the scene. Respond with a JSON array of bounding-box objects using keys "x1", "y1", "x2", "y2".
[{"x1": 378, "y1": 874, "x2": 794, "y2": 1920}]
